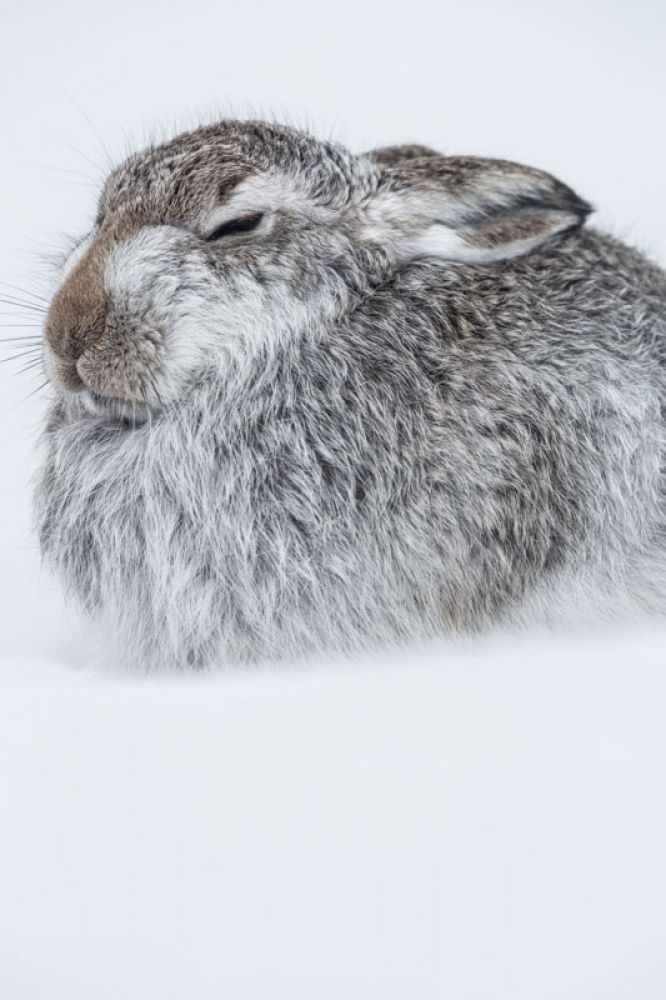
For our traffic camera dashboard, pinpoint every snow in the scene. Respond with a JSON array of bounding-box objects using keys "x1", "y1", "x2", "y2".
[{"x1": 1, "y1": 1, "x2": 665, "y2": 996}]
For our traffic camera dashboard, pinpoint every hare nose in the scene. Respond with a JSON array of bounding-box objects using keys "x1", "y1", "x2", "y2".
[{"x1": 44, "y1": 245, "x2": 107, "y2": 374}]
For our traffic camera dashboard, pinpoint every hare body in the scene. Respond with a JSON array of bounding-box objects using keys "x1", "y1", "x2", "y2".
[{"x1": 36, "y1": 122, "x2": 666, "y2": 666}]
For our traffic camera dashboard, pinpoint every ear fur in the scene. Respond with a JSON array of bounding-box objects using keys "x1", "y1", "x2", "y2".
[{"x1": 362, "y1": 153, "x2": 592, "y2": 264}]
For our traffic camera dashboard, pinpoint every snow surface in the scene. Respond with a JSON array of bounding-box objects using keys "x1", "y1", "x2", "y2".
[{"x1": 1, "y1": 1, "x2": 665, "y2": 996}]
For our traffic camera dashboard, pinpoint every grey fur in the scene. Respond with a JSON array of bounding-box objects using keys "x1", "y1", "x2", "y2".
[{"x1": 35, "y1": 120, "x2": 666, "y2": 668}]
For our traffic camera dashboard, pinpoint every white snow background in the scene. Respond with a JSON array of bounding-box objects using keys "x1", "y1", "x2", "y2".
[{"x1": 1, "y1": 1, "x2": 666, "y2": 997}]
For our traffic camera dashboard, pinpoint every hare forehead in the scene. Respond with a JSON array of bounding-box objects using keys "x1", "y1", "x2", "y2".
[{"x1": 99, "y1": 145, "x2": 256, "y2": 225}]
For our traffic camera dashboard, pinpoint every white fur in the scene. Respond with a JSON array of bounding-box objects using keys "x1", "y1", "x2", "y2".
[
  {"x1": 400, "y1": 214, "x2": 581, "y2": 264},
  {"x1": 364, "y1": 189, "x2": 580, "y2": 264},
  {"x1": 103, "y1": 222, "x2": 352, "y2": 406}
]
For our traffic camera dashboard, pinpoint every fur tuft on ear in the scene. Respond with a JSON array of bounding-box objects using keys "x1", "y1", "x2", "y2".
[{"x1": 361, "y1": 153, "x2": 592, "y2": 264}]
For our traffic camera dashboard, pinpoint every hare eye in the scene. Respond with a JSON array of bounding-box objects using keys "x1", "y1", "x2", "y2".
[{"x1": 206, "y1": 212, "x2": 264, "y2": 241}]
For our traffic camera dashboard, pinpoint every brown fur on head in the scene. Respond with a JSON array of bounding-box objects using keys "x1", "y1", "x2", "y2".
[{"x1": 45, "y1": 215, "x2": 143, "y2": 394}]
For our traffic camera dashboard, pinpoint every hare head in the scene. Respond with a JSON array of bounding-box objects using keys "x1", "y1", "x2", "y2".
[{"x1": 43, "y1": 120, "x2": 589, "y2": 424}]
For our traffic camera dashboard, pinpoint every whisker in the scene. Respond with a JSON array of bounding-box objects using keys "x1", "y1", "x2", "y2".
[
  {"x1": 23, "y1": 380, "x2": 51, "y2": 401},
  {"x1": 30, "y1": 164, "x2": 96, "y2": 181},
  {"x1": 0, "y1": 308, "x2": 45, "y2": 321},
  {"x1": 1, "y1": 377, "x2": 52, "y2": 421},
  {"x1": 62, "y1": 93, "x2": 116, "y2": 171},
  {"x1": 0, "y1": 349, "x2": 43, "y2": 364},
  {"x1": 0, "y1": 315, "x2": 44, "y2": 325},
  {"x1": 19, "y1": 353, "x2": 43, "y2": 361},
  {"x1": 0, "y1": 282, "x2": 50, "y2": 304},
  {"x1": 0, "y1": 349, "x2": 42, "y2": 361},
  {"x1": 47, "y1": 130, "x2": 105, "y2": 178},
  {"x1": 0, "y1": 290, "x2": 46, "y2": 301},
  {"x1": 0, "y1": 336, "x2": 42, "y2": 343},
  {"x1": 1, "y1": 353, "x2": 42, "y2": 362},
  {"x1": 0, "y1": 310, "x2": 41, "y2": 319},
  {"x1": 0, "y1": 298, "x2": 46, "y2": 314},
  {"x1": 17, "y1": 359, "x2": 45, "y2": 376}
]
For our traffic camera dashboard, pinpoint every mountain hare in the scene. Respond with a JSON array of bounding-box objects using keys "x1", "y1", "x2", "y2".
[{"x1": 36, "y1": 121, "x2": 666, "y2": 666}]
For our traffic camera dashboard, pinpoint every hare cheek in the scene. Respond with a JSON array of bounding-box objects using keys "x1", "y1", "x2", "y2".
[{"x1": 104, "y1": 228, "x2": 217, "y2": 403}]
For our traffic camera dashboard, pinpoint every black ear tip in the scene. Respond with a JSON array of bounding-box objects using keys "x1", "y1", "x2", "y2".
[
  {"x1": 552, "y1": 177, "x2": 593, "y2": 221},
  {"x1": 544, "y1": 170, "x2": 592, "y2": 222},
  {"x1": 573, "y1": 194, "x2": 594, "y2": 220}
]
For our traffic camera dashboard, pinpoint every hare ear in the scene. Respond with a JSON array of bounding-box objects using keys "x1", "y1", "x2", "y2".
[{"x1": 363, "y1": 155, "x2": 592, "y2": 264}]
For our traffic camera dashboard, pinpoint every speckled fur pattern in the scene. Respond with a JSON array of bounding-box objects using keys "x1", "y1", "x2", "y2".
[{"x1": 36, "y1": 120, "x2": 666, "y2": 668}]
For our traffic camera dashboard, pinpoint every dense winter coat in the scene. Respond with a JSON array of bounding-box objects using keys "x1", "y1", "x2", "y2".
[{"x1": 36, "y1": 121, "x2": 666, "y2": 666}]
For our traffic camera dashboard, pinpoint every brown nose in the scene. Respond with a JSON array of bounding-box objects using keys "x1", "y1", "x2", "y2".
[{"x1": 45, "y1": 240, "x2": 108, "y2": 389}]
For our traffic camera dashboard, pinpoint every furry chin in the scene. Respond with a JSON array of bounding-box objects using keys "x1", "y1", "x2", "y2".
[{"x1": 76, "y1": 388, "x2": 154, "y2": 426}]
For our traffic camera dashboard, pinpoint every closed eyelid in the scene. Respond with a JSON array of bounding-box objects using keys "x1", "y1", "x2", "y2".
[
  {"x1": 204, "y1": 212, "x2": 265, "y2": 241},
  {"x1": 197, "y1": 171, "x2": 314, "y2": 238},
  {"x1": 199, "y1": 201, "x2": 275, "y2": 241}
]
